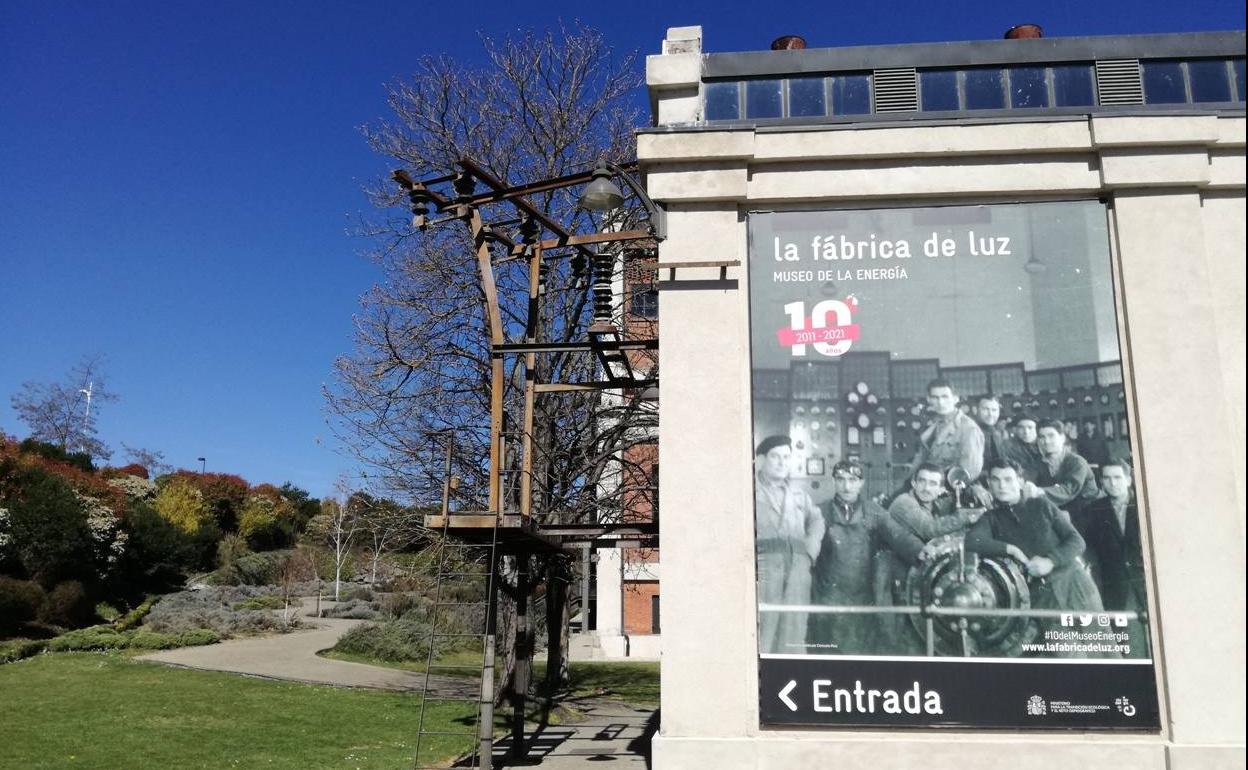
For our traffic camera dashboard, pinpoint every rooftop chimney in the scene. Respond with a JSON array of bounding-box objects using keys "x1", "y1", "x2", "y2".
[
  {"x1": 771, "y1": 35, "x2": 807, "y2": 50},
  {"x1": 1004, "y1": 23, "x2": 1043, "y2": 39}
]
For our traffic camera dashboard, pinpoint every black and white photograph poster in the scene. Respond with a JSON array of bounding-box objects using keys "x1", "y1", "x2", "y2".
[{"x1": 748, "y1": 202, "x2": 1160, "y2": 729}]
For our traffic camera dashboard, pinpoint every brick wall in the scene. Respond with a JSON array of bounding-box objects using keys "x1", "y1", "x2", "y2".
[{"x1": 623, "y1": 580, "x2": 660, "y2": 635}]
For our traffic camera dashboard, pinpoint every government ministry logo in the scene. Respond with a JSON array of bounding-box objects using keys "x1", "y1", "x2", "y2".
[{"x1": 1026, "y1": 695, "x2": 1047, "y2": 716}]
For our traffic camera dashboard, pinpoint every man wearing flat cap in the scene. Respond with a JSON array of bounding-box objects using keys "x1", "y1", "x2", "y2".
[
  {"x1": 755, "y1": 434, "x2": 825, "y2": 654},
  {"x1": 808, "y1": 459, "x2": 888, "y2": 654}
]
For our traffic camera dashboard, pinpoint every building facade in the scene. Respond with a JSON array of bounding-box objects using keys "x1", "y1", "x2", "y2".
[{"x1": 643, "y1": 25, "x2": 1245, "y2": 769}]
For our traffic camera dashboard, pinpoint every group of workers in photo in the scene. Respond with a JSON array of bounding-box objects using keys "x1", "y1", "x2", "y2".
[{"x1": 755, "y1": 378, "x2": 1148, "y2": 658}]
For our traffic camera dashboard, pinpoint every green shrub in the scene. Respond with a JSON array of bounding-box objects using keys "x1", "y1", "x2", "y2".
[
  {"x1": 215, "y1": 533, "x2": 250, "y2": 570},
  {"x1": 233, "y1": 594, "x2": 288, "y2": 611},
  {"x1": 44, "y1": 625, "x2": 221, "y2": 652},
  {"x1": 172, "y1": 628, "x2": 221, "y2": 647},
  {"x1": 206, "y1": 550, "x2": 291, "y2": 586},
  {"x1": 238, "y1": 490, "x2": 298, "y2": 550},
  {"x1": 114, "y1": 595, "x2": 159, "y2": 631},
  {"x1": 321, "y1": 599, "x2": 378, "y2": 620},
  {"x1": 125, "y1": 630, "x2": 172, "y2": 650},
  {"x1": 45, "y1": 626, "x2": 128, "y2": 652},
  {"x1": 0, "y1": 576, "x2": 46, "y2": 630},
  {"x1": 38, "y1": 581, "x2": 95, "y2": 627},
  {"x1": 333, "y1": 617, "x2": 431, "y2": 662},
  {"x1": 143, "y1": 586, "x2": 296, "y2": 636},
  {"x1": 380, "y1": 592, "x2": 420, "y2": 619},
  {"x1": 340, "y1": 585, "x2": 374, "y2": 602},
  {"x1": 126, "y1": 628, "x2": 221, "y2": 650},
  {"x1": 17, "y1": 439, "x2": 94, "y2": 472},
  {"x1": 5, "y1": 469, "x2": 94, "y2": 586},
  {"x1": 120, "y1": 502, "x2": 203, "y2": 585},
  {"x1": 332, "y1": 608, "x2": 480, "y2": 662},
  {"x1": 0, "y1": 638, "x2": 48, "y2": 664},
  {"x1": 95, "y1": 602, "x2": 121, "y2": 622}
]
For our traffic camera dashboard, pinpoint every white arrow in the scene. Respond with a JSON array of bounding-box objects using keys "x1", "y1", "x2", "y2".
[{"x1": 778, "y1": 680, "x2": 799, "y2": 712}]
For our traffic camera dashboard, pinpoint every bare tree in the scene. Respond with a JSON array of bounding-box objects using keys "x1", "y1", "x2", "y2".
[
  {"x1": 10, "y1": 356, "x2": 117, "y2": 462},
  {"x1": 120, "y1": 444, "x2": 172, "y2": 476},
  {"x1": 278, "y1": 548, "x2": 316, "y2": 629},
  {"x1": 311, "y1": 496, "x2": 362, "y2": 601},
  {"x1": 327, "y1": 24, "x2": 658, "y2": 700},
  {"x1": 355, "y1": 492, "x2": 423, "y2": 585}
]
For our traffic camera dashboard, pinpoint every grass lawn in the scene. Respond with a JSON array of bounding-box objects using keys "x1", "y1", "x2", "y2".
[
  {"x1": 319, "y1": 650, "x2": 661, "y2": 709},
  {"x1": 320, "y1": 647, "x2": 485, "y2": 677},
  {"x1": 534, "y1": 661, "x2": 660, "y2": 707},
  {"x1": 0, "y1": 653, "x2": 475, "y2": 769}
]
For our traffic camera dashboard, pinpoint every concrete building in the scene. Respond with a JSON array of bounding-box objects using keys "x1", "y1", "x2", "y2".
[{"x1": 642, "y1": 24, "x2": 1245, "y2": 769}]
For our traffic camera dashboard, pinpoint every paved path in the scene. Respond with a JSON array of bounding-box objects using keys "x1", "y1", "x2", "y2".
[
  {"x1": 487, "y1": 701, "x2": 657, "y2": 768},
  {"x1": 137, "y1": 604, "x2": 474, "y2": 697}
]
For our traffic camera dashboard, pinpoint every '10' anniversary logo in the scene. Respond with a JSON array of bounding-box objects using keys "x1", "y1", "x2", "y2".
[{"x1": 776, "y1": 297, "x2": 860, "y2": 357}]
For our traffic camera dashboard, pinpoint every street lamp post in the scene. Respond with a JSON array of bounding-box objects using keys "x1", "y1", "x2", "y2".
[
  {"x1": 577, "y1": 160, "x2": 666, "y2": 240},
  {"x1": 197, "y1": 457, "x2": 206, "y2": 474}
]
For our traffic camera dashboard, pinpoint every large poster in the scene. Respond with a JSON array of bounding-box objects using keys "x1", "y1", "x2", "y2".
[{"x1": 748, "y1": 202, "x2": 1160, "y2": 729}]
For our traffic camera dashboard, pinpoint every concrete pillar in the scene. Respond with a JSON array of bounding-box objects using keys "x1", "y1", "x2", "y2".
[
  {"x1": 1111, "y1": 191, "x2": 1247, "y2": 766},
  {"x1": 595, "y1": 547, "x2": 622, "y2": 637},
  {"x1": 653, "y1": 205, "x2": 758, "y2": 747}
]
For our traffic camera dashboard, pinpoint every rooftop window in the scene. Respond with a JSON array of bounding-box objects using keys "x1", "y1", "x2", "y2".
[
  {"x1": 704, "y1": 72, "x2": 873, "y2": 121},
  {"x1": 1052, "y1": 64, "x2": 1097, "y2": 107},
  {"x1": 702, "y1": 54, "x2": 1244, "y2": 123}
]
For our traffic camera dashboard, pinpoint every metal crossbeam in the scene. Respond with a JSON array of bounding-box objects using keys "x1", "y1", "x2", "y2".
[{"x1": 493, "y1": 339, "x2": 657, "y2": 354}]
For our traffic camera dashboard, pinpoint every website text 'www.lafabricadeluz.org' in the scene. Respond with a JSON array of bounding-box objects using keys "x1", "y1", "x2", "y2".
[{"x1": 1021, "y1": 629, "x2": 1132, "y2": 656}]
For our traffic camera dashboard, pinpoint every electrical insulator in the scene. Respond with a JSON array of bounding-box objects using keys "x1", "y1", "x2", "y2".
[
  {"x1": 452, "y1": 172, "x2": 475, "y2": 199},
  {"x1": 519, "y1": 217, "x2": 540, "y2": 244},
  {"x1": 409, "y1": 191, "x2": 430, "y2": 231},
  {"x1": 592, "y1": 251, "x2": 613, "y2": 323}
]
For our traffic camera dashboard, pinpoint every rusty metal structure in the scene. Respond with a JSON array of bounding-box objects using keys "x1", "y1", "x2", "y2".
[{"x1": 392, "y1": 157, "x2": 668, "y2": 769}]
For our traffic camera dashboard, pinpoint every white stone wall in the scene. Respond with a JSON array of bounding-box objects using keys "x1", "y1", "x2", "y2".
[{"x1": 644, "y1": 25, "x2": 1246, "y2": 769}]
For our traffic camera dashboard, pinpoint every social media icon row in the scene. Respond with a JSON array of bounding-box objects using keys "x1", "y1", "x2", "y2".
[{"x1": 1060, "y1": 613, "x2": 1130, "y2": 627}]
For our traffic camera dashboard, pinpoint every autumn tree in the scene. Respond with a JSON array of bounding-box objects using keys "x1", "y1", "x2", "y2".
[
  {"x1": 328, "y1": 23, "x2": 656, "y2": 700},
  {"x1": 163, "y1": 471, "x2": 249, "y2": 532},
  {"x1": 152, "y1": 478, "x2": 220, "y2": 567},
  {"x1": 237, "y1": 486, "x2": 289, "y2": 549},
  {"x1": 10, "y1": 357, "x2": 117, "y2": 463}
]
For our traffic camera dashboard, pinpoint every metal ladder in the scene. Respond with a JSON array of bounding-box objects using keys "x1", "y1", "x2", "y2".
[
  {"x1": 413, "y1": 427, "x2": 523, "y2": 769},
  {"x1": 411, "y1": 513, "x2": 501, "y2": 769}
]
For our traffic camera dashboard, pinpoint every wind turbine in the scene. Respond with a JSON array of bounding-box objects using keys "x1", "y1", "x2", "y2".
[{"x1": 79, "y1": 380, "x2": 94, "y2": 454}]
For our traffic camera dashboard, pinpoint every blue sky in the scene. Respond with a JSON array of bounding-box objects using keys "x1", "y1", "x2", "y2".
[{"x1": 1, "y1": 1, "x2": 1241, "y2": 499}]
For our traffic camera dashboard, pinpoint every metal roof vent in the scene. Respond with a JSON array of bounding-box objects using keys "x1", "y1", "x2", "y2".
[
  {"x1": 1095, "y1": 59, "x2": 1144, "y2": 105},
  {"x1": 873, "y1": 68, "x2": 918, "y2": 112}
]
